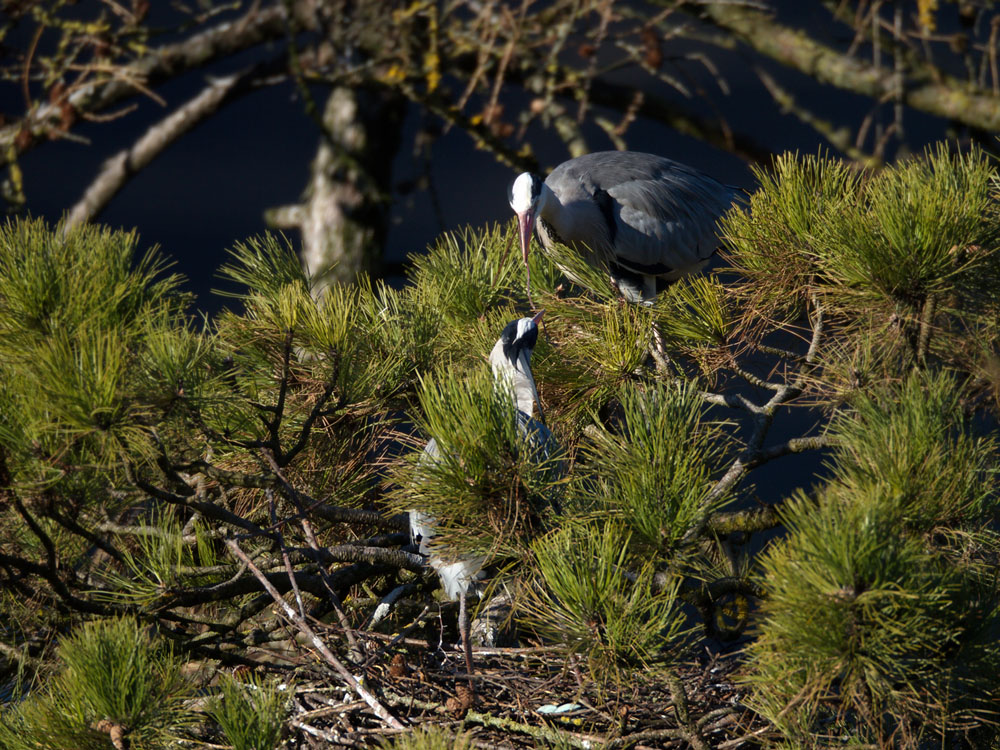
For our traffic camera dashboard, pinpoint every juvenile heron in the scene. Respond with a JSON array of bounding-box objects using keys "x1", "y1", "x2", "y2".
[
  {"x1": 409, "y1": 310, "x2": 559, "y2": 686},
  {"x1": 508, "y1": 151, "x2": 735, "y2": 303}
]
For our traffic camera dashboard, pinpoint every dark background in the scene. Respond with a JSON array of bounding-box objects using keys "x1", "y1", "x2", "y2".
[{"x1": 4, "y1": 2, "x2": 956, "y2": 312}]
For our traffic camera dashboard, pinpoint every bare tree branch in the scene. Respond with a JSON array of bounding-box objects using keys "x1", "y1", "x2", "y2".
[
  {"x1": 700, "y1": 2, "x2": 1000, "y2": 133},
  {"x1": 224, "y1": 537, "x2": 407, "y2": 730},
  {"x1": 0, "y1": 2, "x2": 303, "y2": 166},
  {"x1": 65, "y1": 69, "x2": 264, "y2": 229}
]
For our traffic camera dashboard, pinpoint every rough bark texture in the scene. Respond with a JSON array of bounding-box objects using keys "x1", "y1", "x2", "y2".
[{"x1": 269, "y1": 86, "x2": 405, "y2": 292}]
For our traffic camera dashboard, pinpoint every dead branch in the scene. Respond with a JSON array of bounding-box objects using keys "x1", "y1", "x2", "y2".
[{"x1": 224, "y1": 537, "x2": 407, "y2": 730}]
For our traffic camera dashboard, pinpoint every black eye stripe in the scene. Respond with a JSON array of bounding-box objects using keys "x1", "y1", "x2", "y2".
[{"x1": 499, "y1": 317, "x2": 538, "y2": 361}]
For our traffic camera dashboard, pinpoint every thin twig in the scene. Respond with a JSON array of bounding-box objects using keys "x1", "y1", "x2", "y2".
[
  {"x1": 682, "y1": 301, "x2": 826, "y2": 544},
  {"x1": 224, "y1": 538, "x2": 406, "y2": 730}
]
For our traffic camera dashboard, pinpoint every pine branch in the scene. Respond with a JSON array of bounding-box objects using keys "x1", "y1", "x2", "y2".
[
  {"x1": 0, "y1": 551, "x2": 121, "y2": 616},
  {"x1": 667, "y1": 670, "x2": 710, "y2": 750},
  {"x1": 276, "y1": 360, "x2": 344, "y2": 467},
  {"x1": 916, "y1": 292, "x2": 937, "y2": 365},
  {"x1": 96, "y1": 519, "x2": 228, "y2": 545},
  {"x1": 288, "y1": 545, "x2": 424, "y2": 572},
  {"x1": 730, "y1": 362, "x2": 786, "y2": 392},
  {"x1": 682, "y1": 303, "x2": 827, "y2": 544},
  {"x1": 264, "y1": 331, "x2": 296, "y2": 455},
  {"x1": 308, "y1": 500, "x2": 409, "y2": 531},
  {"x1": 48, "y1": 506, "x2": 126, "y2": 567},
  {"x1": 131, "y1": 471, "x2": 272, "y2": 539},
  {"x1": 154, "y1": 567, "x2": 320, "y2": 609}
]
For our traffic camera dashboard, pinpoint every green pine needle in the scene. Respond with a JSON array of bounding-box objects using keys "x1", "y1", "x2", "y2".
[
  {"x1": 208, "y1": 672, "x2": 289, "y2": 750},
  {"x1": 522, "y1": 521, "x2": 690, "y2": 685}
]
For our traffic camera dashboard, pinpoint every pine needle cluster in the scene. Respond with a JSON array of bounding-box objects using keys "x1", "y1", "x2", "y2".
[
  {"x1": 389, "y1": 367, "x2": 564, "y2": 562},
  {"x1": 207, "y1": 672, "x2": 289, "y2": 750},
  {"x1": 743, "y1": 372, "x2": 1000, "y2": 747},
  {"x1": 521, "y1": 522, "x2": 690, "y2": 685},
  {"x1": 0, "y1": 617, "x2": 189, "y2": 750}
]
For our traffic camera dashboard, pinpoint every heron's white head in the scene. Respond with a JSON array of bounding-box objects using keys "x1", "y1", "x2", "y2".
[
  {"x1": 490, "y1": 309, "x2": 544, "y2": 418},
  {"x1": 508, "y1": 173, "x2": 544, "y2": 268}
]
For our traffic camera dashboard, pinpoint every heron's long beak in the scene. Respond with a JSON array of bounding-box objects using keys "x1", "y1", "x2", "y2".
[
  {"x1": 531, "y1": 309, "x2": 544, "y2": 325},
  {"x1": 517, "y1": 210, "x2": 535, "y2": 265}
]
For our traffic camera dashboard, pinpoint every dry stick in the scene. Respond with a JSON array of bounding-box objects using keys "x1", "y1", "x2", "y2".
[
  {"x1": 458, "y1": 594, "x2": 476, "y2": 695},
  {"x1": 65, "y1": 68, "x2": 259, "y2": 229},
  {"x1": 291, "y1": 719, "x2": 359, "y2": 745},
  {"x1": 268, "y1": 488, "x2": 307, "y2": 620},
  {"x1": 262, "y1": 449, "x2": 365, "y2": 664},
  {"x1": 224, "y1": 538, "x2": 406, "y2": 730}
]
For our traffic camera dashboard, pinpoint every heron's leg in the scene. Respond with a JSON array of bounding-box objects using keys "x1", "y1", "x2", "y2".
[
  {"x1": 650, "y1": 320, "x2": 679, "y2": 376},
  {"x1": 458, "y1": 594, "x2": 476, "y2": 694},
  {"x1": 642, "y1": 274, "x2": 657, "y2": 304},
  {"x1": 652, "y1": 321, "x2": 666, "y2": 356}
]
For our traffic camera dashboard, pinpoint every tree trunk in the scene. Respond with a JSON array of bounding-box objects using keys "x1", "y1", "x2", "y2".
[{"x1": 269, "y1": 86, "x2": 405, "y2": 293}]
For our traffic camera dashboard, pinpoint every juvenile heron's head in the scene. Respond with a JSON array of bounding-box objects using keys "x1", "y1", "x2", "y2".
[{"x1": 490, "y1": 310, "x2": 544, "y2": 419}]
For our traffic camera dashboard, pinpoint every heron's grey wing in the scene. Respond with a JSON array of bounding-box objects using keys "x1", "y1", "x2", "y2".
[
  {"x1": 553, "y1": 152, "x2": 735, "y2": 274},
  {"x1": 610, "y1": 167, "x2": 734, "y2": 273}
]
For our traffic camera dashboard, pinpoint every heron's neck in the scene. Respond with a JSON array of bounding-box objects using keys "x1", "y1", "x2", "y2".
[
  {"x1": 536, "y1": 183, "x2": 557, "y2": 223},
  {"x1": 489, "y1": 343, "x2": 539, "y2": 417},
  {"x1": 536, "y1": 182, "x2": 609, "y2": 254}
]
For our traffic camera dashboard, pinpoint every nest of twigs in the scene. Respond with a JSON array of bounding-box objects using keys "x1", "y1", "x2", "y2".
[{"x1": 270, "y1": 614, "x2": 768, "y2": 749}]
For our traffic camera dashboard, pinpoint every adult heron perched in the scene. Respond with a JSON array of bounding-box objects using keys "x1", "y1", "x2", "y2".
[
  {"x1": 508, "y1": 151, "x2": 736, "y2": 303},
  {"x1": 409, "y1": 310, "x2": 559, "y2": 685}
]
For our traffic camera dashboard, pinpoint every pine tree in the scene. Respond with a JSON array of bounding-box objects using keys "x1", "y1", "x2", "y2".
[{"x1": 0, "y1": 143, "x2": 999, "y2": 747}]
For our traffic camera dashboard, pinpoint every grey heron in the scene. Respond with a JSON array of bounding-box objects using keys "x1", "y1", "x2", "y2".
[
  {"x1": 409, "y1": 310, "x2": 559, "y2": 686},
  {"x1": 508, "y1": 151, "x2": 736, "y2": 303}
]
